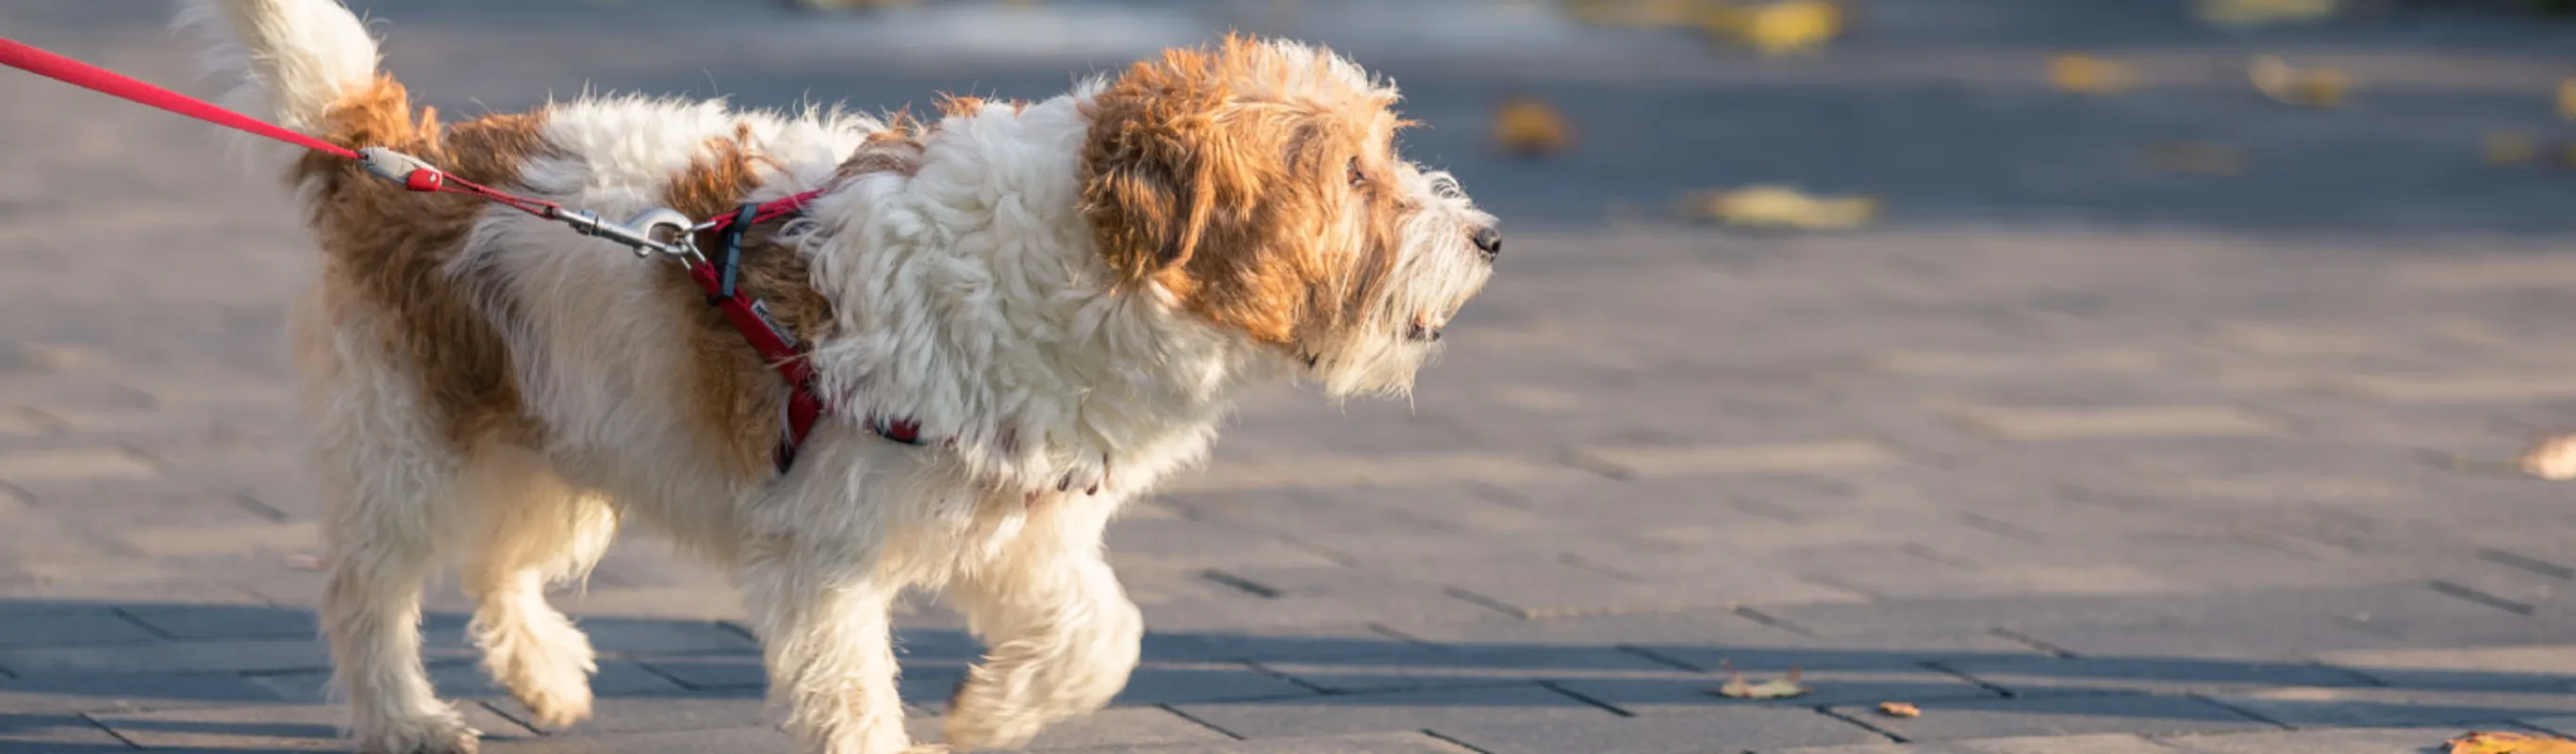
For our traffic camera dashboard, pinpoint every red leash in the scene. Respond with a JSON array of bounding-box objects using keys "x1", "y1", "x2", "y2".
[{"x1": 0, "y1": 36, "x2": 876, "y2": 471}]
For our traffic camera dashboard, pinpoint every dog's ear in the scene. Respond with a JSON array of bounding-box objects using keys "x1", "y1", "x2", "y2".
[{"x1": 1084, "y1": 123, "x2": 1215, "y2": 279}]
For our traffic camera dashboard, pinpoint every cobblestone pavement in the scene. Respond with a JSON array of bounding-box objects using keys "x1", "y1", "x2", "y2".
[{"x1": 8, "y1": 1, "x2": 2576, "y2": 752}]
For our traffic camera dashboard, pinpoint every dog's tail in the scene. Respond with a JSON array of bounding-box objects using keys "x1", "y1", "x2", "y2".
[{"x1": 174, "y1": 0, "x2": 385, "y2": 149}]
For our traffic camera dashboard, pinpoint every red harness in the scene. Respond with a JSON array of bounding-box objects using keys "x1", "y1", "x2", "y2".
[{"x1": 1, "y1": 36, "x2": 904, "y2": 472}]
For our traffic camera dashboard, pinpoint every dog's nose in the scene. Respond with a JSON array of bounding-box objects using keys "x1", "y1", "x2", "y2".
[{"x1": 1470, "y1": 226, "x2": 1501, "y2": 259}]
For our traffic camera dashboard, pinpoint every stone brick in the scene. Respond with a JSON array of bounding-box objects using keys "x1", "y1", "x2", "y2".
[
  {"x1": 0, "y1": 637, "x2": 340, "y2": 675},
  {"x1": 91, "y1": 702, "x2": 535, "y2": 749},
  {"x1": 1053, "y1": 731, "x2": 1477, "y2": 753},
  {"x1": 1171, "y1": 683, "x2": 1616, "y2": 740},
  {"x1": 1569, "y1": 439, "x2": 1898, "y2": 479},
  {"x1": 2158, "y1": 726, "x2": 2507, "y2": 754},
  {"x1": 2315, "y1": 644, "x2": 2576, "y2": 691},
  {"x1": 0, "y1": 606, "x2": 159, "y2": 647},
  {"x1": 1948, "y1": 405, "x2": 2275, "y2": 441},
  {"x1": 0, "y1": 671, "x2": 284, "y2": 714},
  {"x1": 1256, "y1": 646, "x2": 1676, "y2": 695},
  {"x1": 1772, "y1": 733, "x2": 2180, "y2": 753},
  {"x1": 112, "y1": 602, "x2": 316, "y2": 640},
  {"x1": 487, "y1": 692, "x2": 767, "y2": 736},
  {"x1": 1553, "y1": 666, "x2": 1997, "y2": 714},
  {"x1": 2201, "y1": 686, "x2": 2576, "y2": 729},
  {"x1": 247, "y1": 659, "x2": 684, "y2": 704},
  {"x1": 904, "y1": 707, "x2": 1233, "y2": 749},
  {"x1": 1938, "y1": 656, "x2": 2377, "y2": 697},
  {"x1": 574, "y1": 617, "x2": 760, "y2": 656},
  {"x1": 0, "y1": 447, "x2": 157, "y2": 483},
  {"x1": 1826, "y1": 694, "x2": 2276, "y2": 742},
  {"x1": 477, "y1": 727, "x2": 791, "y2": 754},
  {"x1": 902, "y1": 660, "x2": 1316, "y2": 711},
  {"x1": 0, "y1": 713, "x2": 129, "y2": 749},
  {"x1": 1435, "y1": 706, "x2": 1888, "y2": 754}
]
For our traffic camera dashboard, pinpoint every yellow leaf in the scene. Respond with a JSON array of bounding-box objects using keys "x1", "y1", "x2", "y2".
[
  {"x1": 1690, "y1": 187, "x2": 1878, "y2": 230},
  {"x1": 1877, "y1": 701, "x2": 1922, "y2": 717},
  {"x1": 2447, "y1": 730, "x2": 2576, "y2": 754},
  {"x1": 2560, "y1": 78, "x2": 2576, "y2": 121},
  {"x1": 1713, "y1": 666, "x2": 1810, "y2": 699},
  {"x1": 1704, "y1": 0, "x2": 1842, "y2": 57},
  {"x1": 2486, "y1": 132, "x2": 2540, "y2": 166},
  {"x1": 2049, "y1": 54, "x2": 2135, "y2": 95},
  {"x1": 2250, "y1": 55, "x2": 2349, "y2": 108},
  {"x1": 2194, "y1": 0, "x2": 2341, "y2": 27},
  {"x1": 1492, "y1": 95, "x2": 1572, "y2": 157}
]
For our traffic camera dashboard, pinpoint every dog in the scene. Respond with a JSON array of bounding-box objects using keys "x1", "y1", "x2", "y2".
[{"x1": 177, "y1": 0, "x2": 1497, "y2": 751}]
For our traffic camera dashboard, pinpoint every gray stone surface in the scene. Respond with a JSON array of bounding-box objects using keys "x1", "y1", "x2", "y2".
[{"x1": 8, "y1": 0, "x2": 2576, "y2": 751}]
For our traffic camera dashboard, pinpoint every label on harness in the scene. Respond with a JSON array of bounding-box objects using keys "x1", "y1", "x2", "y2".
[{"x1": 750, "y1": 300, "x2": 798, "y2": 348}]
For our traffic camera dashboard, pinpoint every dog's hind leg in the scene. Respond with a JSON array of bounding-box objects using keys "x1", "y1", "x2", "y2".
[
  {"x1": 457, "y1": 448, "x2": 617, "y2": 729},
  {"x1": 941, "y1": 502, "x2": 1143, "y2": 751},
  {"x1": 735, "y1": 495, "x2": 913, "y2": 754},
  {"x1": 299, "y1": 298, "x2": 485, "y2": 754}
]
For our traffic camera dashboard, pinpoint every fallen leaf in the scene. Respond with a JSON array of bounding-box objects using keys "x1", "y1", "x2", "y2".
[
  {"x1": 1713, "y1": 666, "x2": 1810, "y2": 699},
  {"x1": 2486, "y1": 132, "x2": 2540, "y2": 165},
  {"x1": 2560, "y1": 78, "x2": 2575, "y2": 121},
  {"x1": 1877, "y1": 701, "x2": 1922, "y2": 717},
  {"x1": 2447, "y1": 730, "x2": 2576, "y2": 754},
  {"x1": 1704, "y1": 0, "x2": 1843, "y2": 57},
  {"x1": 1492, "y1": 95, "x2": 1572, "y2": 157},
  {"x1": 1689, "y1": 186, "x2": 1877, "y2": 230},
  {"x1": 2138, "y1": 142, "x2": 2247, "y2": 175},
  {"x1": 2048, "y1": 53, "x2": 2136, "y2": 95},
  {"x1": 2250, "y1": 55, "x2": 2350, "y2": 108},
  {"x1": 2521, "y1": 434, "x2": 2576, "y2": 481},
  {"x1": 2194, "y1": 0, "x2": 2341, "y2": 27}
]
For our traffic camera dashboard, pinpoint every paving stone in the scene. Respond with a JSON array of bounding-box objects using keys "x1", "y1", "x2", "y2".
[
  {"x1": 1435, "y1": 706, "x2": 1888, "y2": 754},
  {"x1": 0, "y1": 637, "x2": 344, "y2": 675},
  {"x1": 0, "y1": 607, "x2": 158, "y2": 647},
  {"x1": 0, "y1": 713, "x2": 129, "y2": 750},
  {"x1": 1554, "y1": 666, "x2": 1997, "y2": 714},
  {"x1": 1137, "y1": 625, "x2": 1432, "y2": 664},
  {"x1": 485, "y1": 692, "x2": 767, "y2": 736},
  {"x1": 0, "y1": 671, "x2": 285, "y2": 714},
  {"x1": 2157, "y1": 725, "x2": 2507, "y2": 754},
  {"x1": 2202, "y1": 685, "x2": 2576, "y2": 729},
  {"x1": 246, "y1": 659, "x2": 684, "y2": 704},
  {"x1": 1171, "y1": 683, "x2": 1616, "y2": 740},
  {"x1": 905, "y1": 706, "x2": 1234, "y2": 749},
  {"x1": 1827, "y1": 694, "x2": 2276, "y2": 742},
  {"x1": 575, "y1": 618, "x2": 760, "y2": 656},
  {"x1": 1255, "y1": 646, "x2": 1675, "y2": 694},
  {"x1": 1568, "y1": 439, "x2": 1900, "y2": 479},
  {"x1": 479, "y1": 726, "x2": 792, "y2": 754},
  {"x1": 1771, "y1": 732, "x2": 2178, "y2": 753},
  {"x1": 112, "y1": 602, "x2": 315, "y2": 640},
  {"x1": 2316, "y1": 644, "x2": 2576, "y2": 691},
  {"x1": 1947, "y1": 405, "x2": 2276, "y2": 441},
  {"x1": 1052, "y1": 730, "x2": 1478, "y2": 753},
  {"x1": 91, "y1": 702, "x2": 534, "y2": 749},
  {"x1": 1937, "y1": 656, "x2": 2377, "y2": 697},
  {"x1": 0, "y1": 448, "x2": 157, "y2": 484},
  {"x1": 903, "y1": 660, "x2": 1316, "y2": 711},
  {"x1": 2523, "y1": 715, "x2": 2576, "y2": 736}
]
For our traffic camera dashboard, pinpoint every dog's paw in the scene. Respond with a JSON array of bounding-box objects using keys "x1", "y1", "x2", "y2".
[{"x1": 1040, "y1": 454, "x2": 1113, "y2": 499}]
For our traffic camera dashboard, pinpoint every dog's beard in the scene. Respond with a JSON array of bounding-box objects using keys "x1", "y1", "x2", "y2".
[{"x1": 1307, "y1": 170, "x2": 1494, "y2": 399}]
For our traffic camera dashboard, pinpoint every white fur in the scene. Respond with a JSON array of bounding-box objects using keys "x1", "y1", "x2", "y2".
[{"x1": 191, "y1": 2, "x2": 1494, "y2": 753}]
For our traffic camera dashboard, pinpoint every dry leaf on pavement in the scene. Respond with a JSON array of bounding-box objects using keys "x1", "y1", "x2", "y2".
[
  {"x1": 1492, "y1": 95, "x2": 1572, "y2": 157},
  {"x1": 2193, "y1": 0, "x2": 2341, "y2": 27},
  {"x1": 1688, "y1": 186, "x2": 1877, "y2": 229},
  {"x1": 1877, "y1": 701, "x2": 1921, "y2": 717},
  {"x1": 2486, "y1": 133, "x2": 2540, "y2": 165},
  {"x1": 1703, "y1": 0, "x2": 1843, "y2": 57},
  {"x1": 2559, "y1": 78, "x2": 2575, "y2": 121},
  {"x1": 2250, "y1": 55, "x2": 2349, "y2": 108},
  {"x1": 2520, "y1": 434, "x2": 2576, "y2": 481},
  {"x1": 2447, "y1": 730, "x2": 2576, "y2": 754},
  {"x1": 2048, "y1": 54, "x2": 2135, "y2": 95},
  {"x1": 1714, "y1": 666, "x2": 1810, "y2": 699}
]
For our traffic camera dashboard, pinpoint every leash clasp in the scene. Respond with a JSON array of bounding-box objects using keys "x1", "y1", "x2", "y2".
[{"x1": 559, "y1": 206, "x2": 701, "y2": 262}]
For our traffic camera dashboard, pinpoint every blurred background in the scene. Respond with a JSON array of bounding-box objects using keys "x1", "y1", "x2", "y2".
[{"x1": 12, "y1": 1, "x2": 2576, "y2": 750}]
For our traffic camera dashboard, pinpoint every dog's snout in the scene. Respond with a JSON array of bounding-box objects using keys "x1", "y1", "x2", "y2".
[{"x1": 1470, "y1": 226, "x2": 1501, "y2": 259}]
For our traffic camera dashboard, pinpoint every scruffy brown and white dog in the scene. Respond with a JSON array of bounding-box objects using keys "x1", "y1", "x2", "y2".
[{"x1": 178, "y1": 0, "x2": 1494, "y2": 752}]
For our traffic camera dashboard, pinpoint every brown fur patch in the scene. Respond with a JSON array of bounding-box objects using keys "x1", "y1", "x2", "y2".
[
  {"x1": 656, "y1": 130, "x2": 843, "y2": 480},
  {"x1": 1078, "y1": 35, "x2": 1410, "y2": 349},
  {"x1": 294, "y1": 75, "x2": 550, "y2": 450}
]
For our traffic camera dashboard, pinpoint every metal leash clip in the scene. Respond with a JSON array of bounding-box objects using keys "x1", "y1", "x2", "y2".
[{"x1": 557, "y1": 206, "x2": 702, "y2": 263}]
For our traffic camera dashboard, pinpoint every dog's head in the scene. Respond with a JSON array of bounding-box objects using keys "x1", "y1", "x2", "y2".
[{"x1": 1081, "y1": 35, "x2": 1497, "y2": 398}]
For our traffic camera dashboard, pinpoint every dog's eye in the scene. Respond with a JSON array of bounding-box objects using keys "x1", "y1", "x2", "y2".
[{"x1": 1346, "y1": 157, "x2": 1365, "y2": 188}]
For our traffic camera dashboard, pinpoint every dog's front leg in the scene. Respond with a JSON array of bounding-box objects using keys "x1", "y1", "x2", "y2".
[
  {"x1": 941, "y1": 502, "x2": 1143, "y2": 750},
  {"x1": 739, "y1": 539, "x2": 916, "y2": 754}
]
